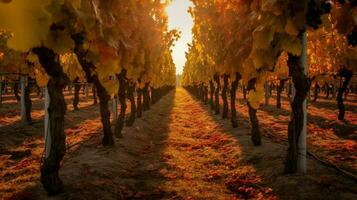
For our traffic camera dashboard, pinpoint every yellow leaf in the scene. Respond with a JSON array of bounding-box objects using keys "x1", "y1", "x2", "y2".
[
  {"x1": 34, "y1": 66, "x2": 49, "y2": 87},
  {"x1": 70, "y1": 0, "x2": 81, "y2": 10},
  {"x1": 284, "y1": 19, "x2": 299, "y2": 36},
  {"x1": 248, "y1": 83, "x2": 264, "y2": 109},
  {"x1": 250, "y1": 49, "x2": 275, "y2": 70},
  {"x1": 0, "y1": 0, "x2": 52, "y2": 51},
  {"x1": 253, "y1": 25, "x2": 275, "y2": 49},
  {"x1": 279, "y1": 35, "x2": 302, "y2": 56},
  {"x1": 26, "y1": 52, "x2": 49, "y2": 86},
  {"x1": 242, "y1": 58, "x2": 256, "y2": 82},
  {"x1": 60, "y1": 53, "x2": 85, "y2": 81},
  {"x1": 44, "y1": 29, "x2": 74, "y2": 54},
  {"x1": 261, "y1": 0, "x2": 283, "y2": 16},
  {"x1": 27, "y1": 52, "x2": 40, "y2": 64},
  {"x1": 97, "y1": 58, "x2": 120, "y2": 80},
  {"x1": 99, "y1": 76, "x2": 118, "y2": 97},
  {"x1": 291, "y1": 12, "x2": 306, "y2": 31}
]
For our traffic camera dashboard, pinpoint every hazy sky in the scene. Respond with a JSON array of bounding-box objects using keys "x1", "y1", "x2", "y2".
[{"x1": 166, "y1": 0, "x2": 193, "y2": 75}]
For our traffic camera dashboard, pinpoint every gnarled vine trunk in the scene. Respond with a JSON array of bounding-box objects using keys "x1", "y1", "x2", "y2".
[
  {"x1": 95, "y1": 82, "x2": 114, "y2": 145},
  {"x1": 242, "y1": 84, "x2": 247, "y2": 100},
  {"x1": 33, "y1": 47, "x2": 69, "y2": 195},
  {"x1": 198, "y1": 83, "x2": 203, "y2": 101},
  {"x1": 126, "y1": 81, "x2": 136, "y2": 126},
  {"x1": 264, "y1": 82, "x2": 270, "y2": 105},
  {"x1": 14, "y1": 81, "x2": 20, "y2": 102},
  {"x1": 24, "y1": 78, "x2": 32, "y2": 124},
  {"x1": 287, "y1": 82, "x2": 292, "y2": 99},
  {"x1": 337, "y1": 67, "x2": 353, "y2": 120},
  {"x1": 230, "y1": 73, "x2": 241, "y2": 128},
  {"x1": 209, "y1": 80, "x2": 215, "y2": 110},
  {"x1": 312, "y1": 82, "x2": 319, "y2": 102},
  {"x1": 214, "y1": 73, "x2": 220, "y2": 115},
  {"x1": 73, "y1": 77, "x2": 80, "y2": 110},
  {"x1": 204, "y1": 85, "x2": 208, "y2": 105},
  {"x1": 247, "y1": 78, "x2": 261, "y2": 146},
  {"x1": 151, "y1": 87, "x2": 156, "y2": 104},
  {"x1": 277, "y1": 79, "x2": 287, "y2": 109},
  {"x1": 72, "y1": 33, "x2": 114, "y2": 146},
  {"x1": 324, "y1": 83, "x2": 330, "y2": 99},
  {"x1": 92, "y1": 85, "x2": 97, "y2": 105},
  {"x1": 143, "y1": 83, "x2": 151, "y2": 111},
  {"x1": 82, "y1": 84, "x2": 85, "y2": 95},
  {"x1": 222, "y1": 74, "x2": 229, "y2": 119},
  {"x1": 137, "y1": 80, "x2": 143, "y2": 118},
  {"x1": 0, "y1": 81, "x2": 3, "y2": 106},
  {"x1": 285, "y1": 51, "x2": 309, "y2": 173},
  {"x1": 114, "y1": 69, "x2": 127, "y2": 138}
]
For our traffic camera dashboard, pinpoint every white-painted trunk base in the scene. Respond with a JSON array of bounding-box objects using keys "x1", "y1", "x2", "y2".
[{"x1": 297, "y1": 32, "x2": 307, "y2": 174}]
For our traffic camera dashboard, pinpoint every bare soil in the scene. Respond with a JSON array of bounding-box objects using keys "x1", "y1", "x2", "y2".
[{"x1": 0, "y1": 88, "x2": 356, "y2": 200}]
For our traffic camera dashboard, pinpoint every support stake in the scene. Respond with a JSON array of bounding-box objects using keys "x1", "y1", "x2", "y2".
[
  {"x1": 297, "y1": 32, "x2": 307, "y2": 174},
  {"x1": 44, "y1": 87, "x2": 51, "y2": 158},
  {"x1": 20, "y1": 75, "x2": 26, "y2": 123},
  {"x1": 112, "y1": 95, "x2": 118, "y2": 122}
]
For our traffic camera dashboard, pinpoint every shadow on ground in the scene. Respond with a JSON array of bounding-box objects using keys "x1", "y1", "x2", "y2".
[
  {"x1": 190, "y1": 91, "x2": 357, "y2": 200},
  {"x1": 16, "y1": 90, "x2": 176, "y2": 200}
]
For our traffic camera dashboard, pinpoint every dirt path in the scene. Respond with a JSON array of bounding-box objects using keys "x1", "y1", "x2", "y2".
[{"x1": 11, "y1": 88, "x2": 357, "y2": 200}]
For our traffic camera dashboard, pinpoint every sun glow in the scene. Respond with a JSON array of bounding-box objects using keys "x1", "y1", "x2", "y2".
[{"x1": 166, "y1": 0, "x2": 193, "y2": 75}]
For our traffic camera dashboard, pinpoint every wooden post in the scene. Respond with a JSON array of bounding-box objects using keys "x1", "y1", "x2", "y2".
[
  {"x1": 265, "y1": 82, "x2": 270, "y2": 105},
  {"x1": 85, "y1": 83, "x2": 89, "y2": 97},
  {"x1": 0, "y1": 76, "x2": 3, "y2": 106},
  {"x1": 112, "y1": 95, "x2": 118, "y2": 122},
  {"x1": 308, "y1": 86, "x2": 311, "y2": 101},
  {"x1": 332, "y1": 79, "x2": 337, "y2": 98},
  {"x1": 44, "y1": 87, "x2": 51, "y2": 158},
  {"x1": 69, "y1": 82, "x2": 72, "y2": 95},
  {"x1": 20, "y1": 75, "x2": 26, "y2": 123},
  {"x1": 290, "y1": 79, "x2": 295, "y2": 103},
  {"x1": 297, "y1": 32, "x2": 307, "y2": 173}
]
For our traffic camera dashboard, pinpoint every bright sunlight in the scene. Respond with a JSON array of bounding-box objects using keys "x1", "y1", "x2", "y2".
[
  {"x1": 0, "y1": 1, "x2": 356, "y2": 199},
  {"x1": 166, "y1": 0, "x2": 193, "y2": 75}
]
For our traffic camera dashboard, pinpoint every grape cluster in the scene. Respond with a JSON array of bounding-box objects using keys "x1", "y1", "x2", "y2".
[{"x1": 306, "y1": 0, "x2": 333, "y2": 30}]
